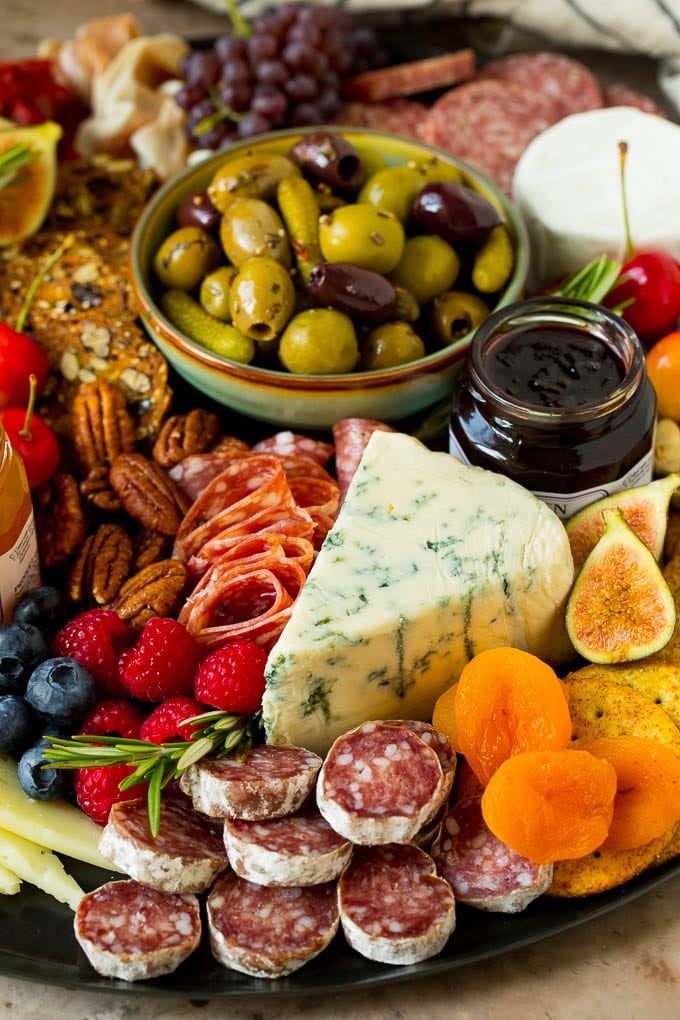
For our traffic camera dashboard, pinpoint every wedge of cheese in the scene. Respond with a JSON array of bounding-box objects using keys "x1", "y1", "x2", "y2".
[
  {"x1": 0, "y1": 826, "x2": 83, "y2": 910},
  {"x1": 0, "y1": 754, "x2": 121, "y2": 871},
  {"x1": 0, "y1": 861, "x2": 21, "y2": 896},
  {"x1": 263, "y1": 432, "x2": 575, "y2": 755}
]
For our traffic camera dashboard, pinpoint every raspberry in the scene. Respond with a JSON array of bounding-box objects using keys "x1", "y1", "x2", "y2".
[
  {"x1": 194, "y1": 640, "x2": 267, "y2": 715},
  {"x1": 140, "y1": 696, "x2": 205, "y2": 744},
  {"x1": 52, "y1": 610, "x2": 134, "y2": 699},
  {"x1": 74, "y1": 764, "x2": 147, "y2": 827},
  {"x1": 119, "y1": 618, "x2": 200, "y2": 702},
  {"x1": 79, "y1": 699, "x2": 144, "y2": 739}
]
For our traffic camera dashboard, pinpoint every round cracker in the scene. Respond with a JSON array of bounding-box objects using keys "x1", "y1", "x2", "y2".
[{"x1": 564, "y1": 663, "x2": 680, "y2": 732}]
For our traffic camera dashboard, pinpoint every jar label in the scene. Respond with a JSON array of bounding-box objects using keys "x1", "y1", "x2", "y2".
[
  {"x1": 448, "y1": 427, "x2": 655, "y2": 521},
  {"x1": 0, "y1": 508, "x2": 41, "y2": 624}
]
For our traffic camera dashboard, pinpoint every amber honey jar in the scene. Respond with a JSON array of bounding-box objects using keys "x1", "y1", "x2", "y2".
[
  {"x1": 449, "y1": 297, "x2": 657, "y2": 520},
  {"x1": 0, "y1": 422, "x2": 40, "y2": 622}
]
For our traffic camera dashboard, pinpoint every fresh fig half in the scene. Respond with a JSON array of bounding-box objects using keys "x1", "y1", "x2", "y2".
[
  {"x1": 566, "y1": 473, "x2": 680, "y2": 574},
  {"x1": 566, "y1": 508, "x2": 677, "y2": 664},
  {"x1": 0, "y1": 120, "x2": 62, "y2": 246}
]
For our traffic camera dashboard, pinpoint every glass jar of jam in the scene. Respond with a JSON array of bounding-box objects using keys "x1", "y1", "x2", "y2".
[
  {"x1": 449, "y1": 297, "x2": 657, "y2": 520},
  {"x1": 0, "y1": 422, "x2": 40, "y2": 623}
]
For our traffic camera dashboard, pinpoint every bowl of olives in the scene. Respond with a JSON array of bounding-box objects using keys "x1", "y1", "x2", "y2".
[{"x1": 131, "y1": 127, "x2": 529, "y2": 428}]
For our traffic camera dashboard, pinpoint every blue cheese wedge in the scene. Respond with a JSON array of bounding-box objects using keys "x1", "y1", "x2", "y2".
[{"x1": 262, "y1": 432, "x2": 575, "y2": 755}]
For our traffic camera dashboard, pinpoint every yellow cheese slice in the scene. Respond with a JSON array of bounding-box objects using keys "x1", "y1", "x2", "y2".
[
  {"x1": 0, "y1": 861, "x2": 21, "y2": 896},
  {"x1": 0, "y1": 826, "x2": 83, "y2": 910}
]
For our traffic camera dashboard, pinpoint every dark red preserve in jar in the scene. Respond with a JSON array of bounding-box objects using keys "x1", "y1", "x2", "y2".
[{"x1": 449, "y1": 297, "x2": 657, "y2": 520}]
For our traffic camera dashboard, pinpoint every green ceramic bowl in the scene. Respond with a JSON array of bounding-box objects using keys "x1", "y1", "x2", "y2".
[{"x1": 130, "y1": 127, "x2": 528, "y2": 429}]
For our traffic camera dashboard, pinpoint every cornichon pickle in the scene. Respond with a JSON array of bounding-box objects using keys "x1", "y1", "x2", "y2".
[
  {"x1": 307, "y1": 262, "x2": 397, "y2": 324},
  {"x1": 393, "y1": 286, "x2": 420, "y2": 323},
  {"x1": 229, "y1": 256, "x2": 296, "y2": 341},
  {"x1": 199, "y1": 265, "x2": 239, "y2": 321},
  {"x1": 219, "y1": 196, "x2": 292, "y2": 268},
  {"x1": 160, "y1": 288, "x2": 255, "y2": 363},
  {"x1": 277, "y1": 174, "x2": 323, "y2": 285},
  {"x1": 472, "y1": 223, "x2": 515, "y2": 293},
  {"x1": 431, "y1": 290, "x2": 490, "y2": 346},
  {"x1": 207, "y1": 151, "x2": 301, "y2": 213},
  {"x1": 153, "y1": 226, "x2": 221, "y2": 291},
  {"x1": 360, "y1": 320, "x2": 426, "y2": 370},
  {"x1": 389, "y1": 235, "x2": 460, "y2": 305}
]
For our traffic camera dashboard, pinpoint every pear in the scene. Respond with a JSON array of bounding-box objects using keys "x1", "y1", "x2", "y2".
[
  {"x1": 0, "y1": 120, "x2": 62, "y2": 246},
  {"x1": 566, "y1": 507, "x2": 676, "y2": 664}
]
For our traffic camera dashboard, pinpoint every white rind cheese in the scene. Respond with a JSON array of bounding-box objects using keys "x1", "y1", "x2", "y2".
[
  {"x1": 512, "y1": 107, "x2": 680, "y2": 291},
  {"x1": 262, "y1": 432, "x2": 575, "y2": 755}
]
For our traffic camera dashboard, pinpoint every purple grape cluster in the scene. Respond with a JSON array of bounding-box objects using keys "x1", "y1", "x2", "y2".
[{"x1": 175, "y1": 3, "x2": 388, "y2": 149}]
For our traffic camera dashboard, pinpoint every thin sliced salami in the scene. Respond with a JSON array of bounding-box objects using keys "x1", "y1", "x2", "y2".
[
  {"x1": 338, "y1": 843, "x2": 455, "y2": 965},
  {"x1": 98, "y1": 795, "x2": 228, "y2": 894},
  {"x1": 476, "y1": 51, "x2": 603, "y2": 120},
  {"x1": 341, "y1": 49, "x2": 475, "y2": 102},
  {"x1": 288, "y1": 474, "x2": 340, "y2": 548},
  {"x1": 207, "y1": 871, "x2": 339, "y2": 978},
  {"x1": 74, "y1": 880, "x2": 201, "y2": 981},
  {"x1": 252, "y1": 431, "x2": 334, "y2": 466},
  {"x1": 316, "y1": 720, "x2": 447, "y2": 844},
  {"x1": 168, "y1": 449, "x2": 254, "y2": 505},
  {"x1": 430, "y1": 795, "x2": 553, "y2": 913},
  {"x1": 332, "y1": 417, "x2": 395, "y2": 501},
  {"x1": 224, "y1": 805, "x2": 353, "y2": 886},
  {"x1": 334, "y1": 99, "x2": 429, "y2": 140},
  {"x1": 603, "y1": 83, "x2": 666, "y2": 116},
  {"x1": 179, "y1": 744, "x2": 322, "y2": 820},
  {"x1": 423, "y1": 78, "x2": 560, "y2": 196}
]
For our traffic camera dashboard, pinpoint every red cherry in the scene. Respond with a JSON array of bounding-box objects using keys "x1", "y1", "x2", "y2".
[
  {"x1": 0, "y1": 323, "x2": 50, "y2": 410},
  {"x1": 1, "y1": 375, "x2": 59, "y2": 489},
  {"x1": 604, "y1": 250, "x2": 680, "y2": 347}
]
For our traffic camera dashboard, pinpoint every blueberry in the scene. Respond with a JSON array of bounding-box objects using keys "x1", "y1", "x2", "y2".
[
  {"x1": 0, "y1": 694, "x2": 37, "y2": 753},
  {"x1": 0, "y1": 623, "x2": 50, "y2": 695},
  {"x1": 24, "y1": 657, "x2": 97, "y2": 728},
  {"x1": 17, "y1": 737, "x2": 70, "y2": 801},
  {"x1": 13, "y1": 586, "x2": 68, "y2": 637}
]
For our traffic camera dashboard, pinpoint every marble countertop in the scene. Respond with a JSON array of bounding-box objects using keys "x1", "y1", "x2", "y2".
[{"x1": 2, "y1": 2, "x2": 679, "y2": 1017}]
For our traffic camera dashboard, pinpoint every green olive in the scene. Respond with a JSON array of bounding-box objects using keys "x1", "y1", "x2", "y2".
[
  {"x1": 278, "y1": 308, "x2": 359, "y2": 374},
  {"x1": 360, "y1": 320, "x2": 426, "y2": 370},
  {"x1": 318, "y1": 204, "x2": 404, "y2": 274},
  {"x1": 389, "y1": 235, "x2": 460, "y2": 306},
  {"x1": 229, "y1": 256, "x2": 296, "y2": 342},
  {"x1": 153, "y1": 226, "x2": 221, "y2": 291},
  {"x1": 358, "y1": 166, "x2": 423, "y2": 223},
  {"x1": 431, "y1": 289, "x2": 490, "y2": 346},
  {"x1": 207, "y1": 150, "x2": 301, "y2": 213},
  {"x1": 219, "y1": 196, "x2": 292, "y2": 268},
  {"x1": 199, "y1": 265, "x2": 239, "y2": 321},
  {"x1": 409, "y1": 155, "x2": 464, "y2": 185}
]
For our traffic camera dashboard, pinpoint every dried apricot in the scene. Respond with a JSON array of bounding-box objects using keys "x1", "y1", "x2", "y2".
[
  {"x1": 453, "y1": 646, "x2": 571, "y2": 786},
  {"x1": 481, "y1": 749, "x2": 617, "y2": 864},
  {"x1": 579, "y1": 735, "x2": 680, "y2": 851},
  {"x1": 431, "y1": 681, "x2": 460, "y2": 753}
]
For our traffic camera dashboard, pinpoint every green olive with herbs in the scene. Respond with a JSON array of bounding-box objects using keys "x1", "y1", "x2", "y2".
[
  {"x1": 278, "y1": 308, "x2": 359, "y2": 375},
  {"x1": 358, "y1": 165, "x2": 423, "y2": 223},
  {"x1": 153, "y1": 226, "x2": 221, "y2": 292},
  {"x1": 318, "y1": 204, "x2": 404, "y2": 275},
  {"x1": 229, "y1": 256, "x2": 296, "y2": 342},
  {"x1": 199, "y1": 265, "x2": 239, "y2": 321},
  {"x1": 410, "y1": 155, "x2": 464, "y2": 185},
  {"x1": 207, "y1": 151, "x2": 301, "y2": 213},
  {"x1": 389, "y1": 235, "x2": 460, "y2": 306},
  {"x1": 360, "y1": 320, "x2": 426, "y2": 370},
  {"x1": 219, "y1": 196, "x2": 292, "y2": 268},
  {"x1": 431, "y1": 289, "x2": 490, "y2": 346}
]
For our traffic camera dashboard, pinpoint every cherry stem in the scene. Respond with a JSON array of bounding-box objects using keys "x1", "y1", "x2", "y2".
[
  {"x1": 15, "y1": 233, "x2": 73, "y2": 334},
  {"x1": 18, "y1": 374, "x2": 37, "y2": 441},
  {"x1": 618, "y1": 140, "x2": 635, "y2": 262}
]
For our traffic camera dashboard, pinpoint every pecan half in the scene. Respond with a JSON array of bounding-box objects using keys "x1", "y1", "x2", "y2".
[
  {"x1": 34, "y1": 473, "x2": 87, "y2": 569},
  {"x1": 67, "y1": 522, "x2": 133, "y2": 607},
  {"x1": 109, "y1": 452, "x2": 186, "y2": 536},
  {"x1": 71, "y1": 378, "x2": 136, "y2": 476},
  {"x1": 152, "y1": 409, "x2": 221, "y2": 467},
  {"x1": 107, "y1": 558, "x2": 188, "y2": 630},
  {"x1": 132, "y1": 528, "x2": 172, "y2": 571},
  {"x1": 79, "y1": 465, "x2": 122, "y2": 512}
]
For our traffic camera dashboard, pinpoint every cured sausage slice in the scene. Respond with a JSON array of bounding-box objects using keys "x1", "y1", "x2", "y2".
[
  {"x1": 338, "y1": 843, "x2": 455, "y2": 965},
  {"x1": 341, "y1": 49, "x2": 475, "y2": 102},
  {"x1": 430, "y1": 795, "x2": 553, "y2": 912},
  {"x1": 223, "y1": 805, "x2": 353, "y2": 886},
  {"x1": 252, "y1": 431, "x2": 334, "y2": 466},
  {"x1": 335, "y1": 98, "x2": 429, "y2": 140},
  {"x1": 98, "y1": 795, "x2": 228, "y2": 894},
  {"x1": 179, "y1": 744, "x2": 322, "y2": 820},
  {"x1": 603, "y1": 83, "x2": 666, "y2": 116},
  {"x1": 207, "y1": 871, "x2": 339, "y2": 978},
  {"x1": 186, "y1": 504, "x2": 315, "y2": 578},
  {"x1": 317, "y1": 720, "x2": 447, "y2": 844},
  {"x1": 332, "y1": 417, "x2": 395, "y2": 501},
  {"x1": 74, "y1": 879, "x2": 201, "y2": 981},
  {"x1": 476, "y1": 51, "x2": 604, "y2": 119},
  {"x1": 380, "y1": 719, "x2": 456, "y2": 802},
  {"x1": 168, "y1": 449, "x2": 254, "y2": 504}
]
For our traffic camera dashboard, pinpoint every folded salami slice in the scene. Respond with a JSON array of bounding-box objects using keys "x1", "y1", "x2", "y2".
[
  {"x1": 252, "y1": 431, "x2": 334, "y2": 466},
  {"x1": 317, "y1": 720, "x2": 447, "y2": 844},
  {"x1": 207, "y1": 871, "x2": 339, "y2": 978},
  {"x1": 332, "y1": 417, "x2": 395, "y2": 501},
  {"x1": 338, "y1": 843, "x2": 455, "y2": 965},
  {"x1": 223, "y1": 805, "x2": 353, "y2": 886},
  {"x1": 180, "y1": 744, "x2": 322, "y2": 820},
  {"x1": 169, "y1": 449, "x2": 254, "y2": 504},
  {"x1": 288, "y1": 474, "x2": 340, "y2": 548},
  {"x1": 430, "y1": 795, "x2": 553, "y2": 913},
  {"x1": 98, "y1": 795, "x2": 228, "y2": 894},
  {"x1": 74, "y1": 880, "x2": 201, "y2": 981}
]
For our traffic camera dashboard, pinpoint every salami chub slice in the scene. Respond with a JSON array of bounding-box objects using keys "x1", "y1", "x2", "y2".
[
  {"x1": 341, "y1": 49, "x2": 475, "y2": 102},
  {"x1": 476, "y1": 51, "x2": 604, "y2": 120}
]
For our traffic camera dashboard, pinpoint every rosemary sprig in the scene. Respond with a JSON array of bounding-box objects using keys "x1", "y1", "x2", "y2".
[
  {"x1": 554, "y1": 253, "x2": 630, "y2": 310},
  {"x1": 44, "y1": 710, "x2": 263, "y2": 836},
  {"x1": 0, "y1": 142, "x2": 38, "y2": 191}
]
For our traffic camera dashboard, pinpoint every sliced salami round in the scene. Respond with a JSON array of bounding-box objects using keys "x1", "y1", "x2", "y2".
[
  {"x1": 380, "y1": 719, "x2": 456, "y2": 802},
  {"x1": 207, "y1": 871, "x2": 339, "y2": 978},
  {"x1": 332, "y1": 417, "x2": 395, "y2": 502},
  {"x1": 223, "y1": 805, "x2": 353, "y2": 886},
  {"x1": 340, "y1": 49, "x2": 475, "y2": 102},
  {"x1": 430, "y1": 795, "x2": 553, "y2": 913},
  {"x1": 316, "y1": 720, "x2": 447, "y2": 844},
  {"x1": 476, "y1": 51, "x2": 604, "y2": 119},
  {"x1": 334, "y1": 99, "x2": 429, "y2": 140},
  {"x1": 98, "y1": 795, "x2": 228, "y2": 894},
  {"x1": 74, "y1": 879, "x2": 201, "y2": 981},
  {"x1": 252, "y1": 431, "x2": 334, "y2": 466},
  {"x1": 179, "y1": 744, "x2": 322, "y2": 820},
  {"x1": 603, "y1": 83, "x2": 666, "y2": 117},
  {"x1": 168, "y1": 449, "x2": 254, "y2": 504},
  {"x1": 338, "y1": 843, "x2": 455, "y2": 965}
]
